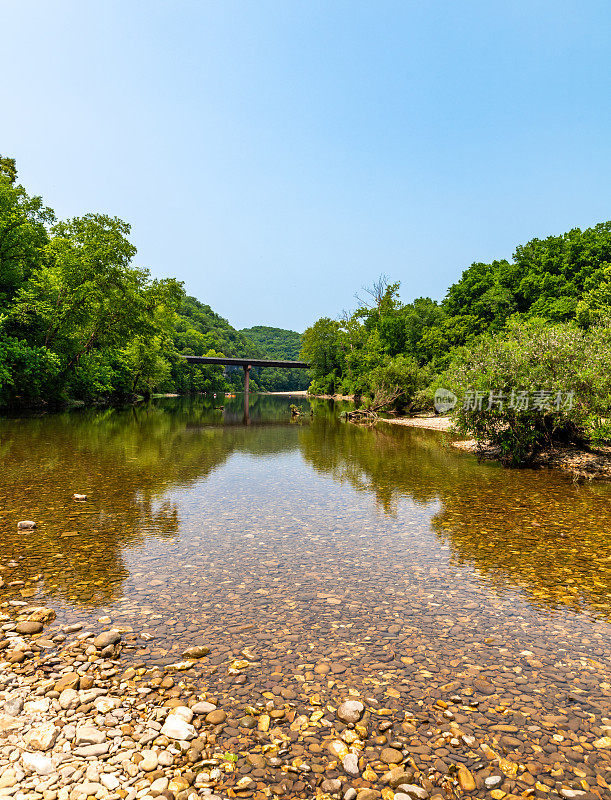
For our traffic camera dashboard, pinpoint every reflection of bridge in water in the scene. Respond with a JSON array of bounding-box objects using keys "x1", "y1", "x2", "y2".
[{"x1": 183, "y1": 356, "x2": 310, "y2": 421}]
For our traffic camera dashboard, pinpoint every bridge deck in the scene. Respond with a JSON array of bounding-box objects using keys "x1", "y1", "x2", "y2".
[{"x1": 183, "y1": 356, "x2": 309, "y2": 369}]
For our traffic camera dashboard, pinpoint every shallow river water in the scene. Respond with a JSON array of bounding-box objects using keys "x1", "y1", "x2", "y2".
[{"x1": 1, "y1": 395, "x2": 611, "y2": 798}]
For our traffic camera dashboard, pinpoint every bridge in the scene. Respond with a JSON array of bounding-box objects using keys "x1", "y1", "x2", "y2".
[{"x1": 183, "y1": 356, "x2": 310, "y2": 416}]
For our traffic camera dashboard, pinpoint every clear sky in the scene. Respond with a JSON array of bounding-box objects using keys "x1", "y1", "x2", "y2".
[{"x1": 2, "y1": 1, "x2": 610, "y2": 331}]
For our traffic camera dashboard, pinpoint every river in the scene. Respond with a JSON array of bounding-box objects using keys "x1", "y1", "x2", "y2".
[{"x1": 1, "y1": 395, "x2": 610, "y2": 798}]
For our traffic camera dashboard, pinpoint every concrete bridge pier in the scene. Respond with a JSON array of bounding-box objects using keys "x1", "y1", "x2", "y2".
[{"x1": 243, "y1": 364, "x2": 251, "y2": 423}]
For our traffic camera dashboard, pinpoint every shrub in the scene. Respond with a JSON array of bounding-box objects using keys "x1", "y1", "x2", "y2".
[{"x1": 442, "y1": 317, "x2": 611, "y2": 466}]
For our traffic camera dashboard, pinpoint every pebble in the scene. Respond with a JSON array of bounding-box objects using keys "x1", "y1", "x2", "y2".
[
  {"x1": 381, "y1": 747, "x2": 403, "y2": 764},
  {"x1": 456, "y1": 765, "x2": 476, "y2": 790},
  {"x1": 191, "y1": 700, "x2": 217, "y2": 714},
  {"x1": 59, "y1": 688, "x2": 79, "y2": 709},
  {"x1": 139, "y1": 749, "x2": 158, "y2": 771},
  {"x1": 337, "y1": 699, "x2": 365, "y2": 724},
  {"x1": 395, "y1": 786, "x2": 429, "y2": 800},
  {"x1": 22, "y1": 752, "x2": 54, "y2": 775},
  {"x1": 15, "y1": 620, "x2": 43, "y2": 635},
  {"x1": 160, "y1": 715, "x2": 197, "y2": 740},
  {"x1": 92, "y1": 630, "x2": 121, "y2": 649},
  {"x1": 149, "y1": 777, "x2": 169, "y2": 795},
  {"x1": 24, "y1": 722, "x2": 58, "y2": 751},
  {"x1": 342, "y1": 752, "x2": 360, "y2": 776},
  {"x1": 75, "y1": 726, "x2": 106, "y2": 745},
  {"x1": 321, "y1": 778, "x2": 342, "y2": 793}
]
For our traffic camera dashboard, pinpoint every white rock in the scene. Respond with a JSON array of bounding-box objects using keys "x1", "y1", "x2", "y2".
[
  {"x1": 191, "y1": 701, "x2": 217, "y2": 715},
  {"x1": 100, "y1": 773, "x2": 120, "y2": 790},
  {"x1": 22, "y1": 752, "x2": 53, "y2": 775},
  {"x1": 149, "y1": 777, "x2": 169, "y2": 795},
  {"x1": 0, "y1": 768, "x2": 17, "y2": 788},
  {"x1": 395, "y1": 786, "x2": 429, "y2": 800},
  {"x1": 160, "y1": 716, "x2": 196, "y2": 740},
  {"x1": 94, "y1": 696, "x2": 119, "y2": 714},
  {"x1": 59, "y1": 689, "x2": 79, "y2": 710},
  {"x1": 342, "y1": 752, "x2": 360, "y2": 776},
  {"x1": 24, "y1": 698, "x2": 50, "y2": 714},
  {"x1": 337, "y1": 700, "x2": 364, "y2": 724},
  {"x1": 140, "y1": 749, "x2": 159, "y2": 772},
  {"x1": 79, "y1": 689, "x2": 107, "y2": 704},
  {"x1": 70, "y1": 782, "x2": 102, "y2": 800},
  {"x1": 157, "y1": 750, "x2": 174, "y2": 767},
  {"x1": 75, "y1": 726, "x2": 106, "y2": 745},
  {"x1": 24, "y1": 722, "x2": 58, "y2": 751},
  {"x1": 169, "y1": 706, "x2": 194, "y2": 723}
]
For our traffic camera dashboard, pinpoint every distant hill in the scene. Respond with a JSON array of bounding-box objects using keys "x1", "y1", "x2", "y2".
[
  {"x1": 240, "y1": 326, "x2": 302, "y2": 360},
  {"x1": 170, "y1": 296, "x2": 261, "y2": 393},
  {"x1": 169, "y1": 301, "x2": 309, "y2": 393},
  {"x1": 240, "y1": 326, "x2": 310, "y2": 391}
]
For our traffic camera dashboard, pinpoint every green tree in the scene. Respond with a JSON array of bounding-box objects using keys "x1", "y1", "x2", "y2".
[{"x1": 301, "y1": 317, "x2": 344, "y2": 393}]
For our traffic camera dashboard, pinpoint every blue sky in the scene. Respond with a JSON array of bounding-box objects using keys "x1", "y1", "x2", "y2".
[{"x1": 2, "y1": 1, "x2": 610, "y2": 331}]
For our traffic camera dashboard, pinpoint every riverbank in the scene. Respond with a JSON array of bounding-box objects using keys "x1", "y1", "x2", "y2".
[
  {"x1": 381, "y1": 416, "x2": 611, "y2": 480},
  {"x1": 309, "y1": 393, "x2": 356, "y2": 401},
  {"x1": 260, "y1": 390, "x2": 308, "y2": 396},
  {"x1": 2, "y1": 596, "x2": 608, "y2": 800},
  {"x1": 0, "y1": 605, "x2": 480, "y2": 800}
]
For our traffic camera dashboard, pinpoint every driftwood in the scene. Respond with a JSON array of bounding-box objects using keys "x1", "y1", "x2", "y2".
[{"x1": 343, "y1": 384, "x2": 404, "y2": 424}]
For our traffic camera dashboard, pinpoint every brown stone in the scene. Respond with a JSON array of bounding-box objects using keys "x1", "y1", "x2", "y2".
[
  {"x1": 457, "y1": 765, "x2": 476, "y2": 791},
  {"x1": 473, "y1": 678, "x2": 495, "y2": 695},
  {"x1": 55, "y1": 673, "x2": 80, "y2": 692},
  {"x1": 205, "y1": 709, "x2": 227, "y2": 724},
  {"x1": 15, "y1": 621, "x2": 43, "y2": 635},
  {"x1": 381, "y1": 747, "x2": 404, "y2": 764}
]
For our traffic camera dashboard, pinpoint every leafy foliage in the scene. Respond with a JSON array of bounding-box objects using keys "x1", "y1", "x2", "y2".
[
  {"x1": 0, "y1": 160, "x2": 309, "y2": 406},
  {"x1": 240, "y1": 326, "x2": 309, "y2": 391},
  {"x1": 441, "y1": 319, "x2": 611, "y2": 465},
  {"x1": 302, "y1": 224, "x2": 611, "y2": 459}
]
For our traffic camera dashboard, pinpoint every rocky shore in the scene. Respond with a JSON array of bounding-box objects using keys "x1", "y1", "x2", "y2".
[{"x1": 1, "y1": 601, "x2": 608, "y2": 800}]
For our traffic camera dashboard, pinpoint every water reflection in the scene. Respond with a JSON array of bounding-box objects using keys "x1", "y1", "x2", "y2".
[
  {"x1": 1, "y1": 396, "x2": 610, "y2": 621},
  {"x1": 300, "y1": 418, "x2": 611, "y2": 620}
]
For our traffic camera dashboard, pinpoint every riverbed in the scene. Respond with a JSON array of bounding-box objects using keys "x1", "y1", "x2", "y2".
[{"x1": 1, "y1": 395, "x2": 610, "y2": 799}]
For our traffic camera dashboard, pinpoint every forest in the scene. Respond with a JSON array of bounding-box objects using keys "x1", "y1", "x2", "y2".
[
  {"x1": 0, "y1": 158, "x2": 304, "y2": 406},
  {"x1": 300, "y1": 223, "x2": 611, "y2": 464},
  {"x1": 3, "y1": 155, "x2": 611, "y2": 465}
]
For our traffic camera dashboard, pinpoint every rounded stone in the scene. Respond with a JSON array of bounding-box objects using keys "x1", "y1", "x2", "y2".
[
  {"x1": 16, "y1": 621, "x2": 43, "y2": 635},
  {"x1": 93, "y1": 630, "x2": 121, "y2": 649},
  {"x1": 337, "y1": 700, "x2": 365, "y2": 724},
  {"x1": 342, "y1": 752, "x2": 360, "y2": 776},
  {"x1": 140, "y1": 750, "x2": 158, "y2": 772},
  {"x1": 59, "y1": 688, "x2": 79, "y2": 710},
  {"x1": 205, "y1": 709, "x2": 226, "y2": 724},
  {"x1": 381, "y1": 747, "x2": 404, "y2": 764},
  {"x1": 321, "y1": 778, "x2": 342, "y2": 794},
  {"x1": 191, "y1": 701, "x2": 217, "y2": 715}
]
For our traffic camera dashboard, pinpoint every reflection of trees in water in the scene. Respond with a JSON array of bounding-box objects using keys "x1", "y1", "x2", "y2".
[
  {"x1": 299, "y1": 415, "x2": 462, "y2": 514},
  {"x1": 0, "y1": 401, "x2": 239, "y2": 605},
  {"x1": 0, "y1": 396, "x2": 318, "y2": 605},
  {"x1": 432, "y1": 479, "x2": 611, "y2": 620},
  {"x1": 3, "y1": 398, "x2": 610, "y2": 619},
  {"x1": 299, "y1": 418, "x2": 611, "y2": 620}
]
